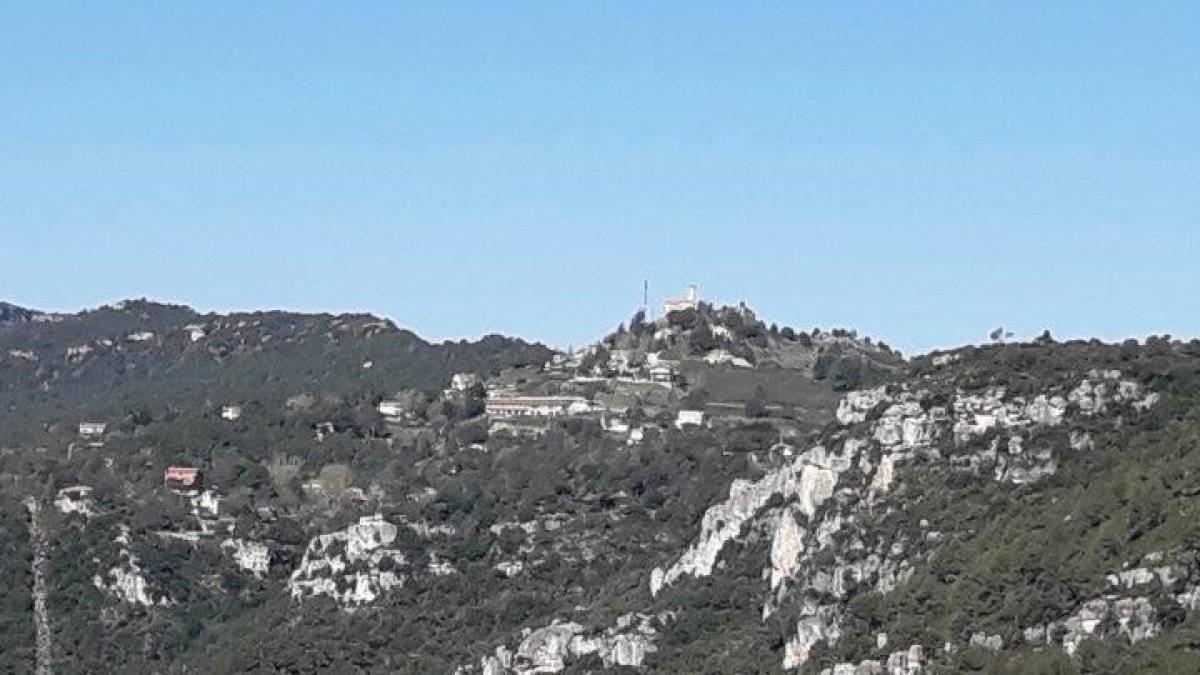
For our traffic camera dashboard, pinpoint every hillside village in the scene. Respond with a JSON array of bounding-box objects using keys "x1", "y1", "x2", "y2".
[
  {"x1": 464, "y1": 286, "x2": 900, "y2": 447},
  {"x1": 1, "y1": 294, "x2": 1199, "y2": 674}
]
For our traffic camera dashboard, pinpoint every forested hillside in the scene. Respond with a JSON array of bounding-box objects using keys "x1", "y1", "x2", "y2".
[{"x1": 2, "y1": 299, "x2": 1199, "y2": 674}]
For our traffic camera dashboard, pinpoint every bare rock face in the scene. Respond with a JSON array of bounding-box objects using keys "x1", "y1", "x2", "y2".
[
  {"x1": 651, "y1": 444, "x2": 846, "y2": 597},
  {"x1": 456, "y1": 364, "x2": 1165, "y2": 674},
  {"x1": 784, "y1": 603, "x2": 842, "y2": 669},
  {"x1": 818, "y1": 644, "x2": 924, "y2": 674},
  {"x1": 1014, "y1": 551, "x2": 1197, "y2": 657},
  {"x1": 93, "y1": 525, "x2": 168, "y2": 607},
  {"x1": 462, "y1": 615, "x2": 663, "y2": 674},
  {"x1": 649, "y1": 370, "x2": 1160, "y2": 671},
  {"x1": 1059, "y1": 597, "x2": 1157, "y2": 655},
  {"x1": 516, "y1": 622, "x2": 583, "y2": 673},
  {"x1": 288, "y1": 515, "x2": 407, "y2": 609},
  {"x1": 837, "y1": 387, "x2": 888, "y2": 425},
  {"x1": 770, "y1": 510, "x2": 805, "y2": 590},
  {"x1": 222, "y1": 539, "x2": 270, "y2": 576}
]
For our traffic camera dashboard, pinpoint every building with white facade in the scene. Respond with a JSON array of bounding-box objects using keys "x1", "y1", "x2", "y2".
[
  {"x1": 485, "y1": 396, "x2": 591, "y2": 418},
  {"x1": 377, "y1": 400, "x2": 406, "y2": 418},
  {"x1": 450, "y1": 373, "x2": 480, "y2": 391},
  {"x1": 662, "y1": 285, "x2": 700, "y2": 316},
  {"x1": 78, "y1": 422, "x2": 107, "y2": 438},
  {"x1": 675, "y1": 410, "x2": 706, "y2": 429}
]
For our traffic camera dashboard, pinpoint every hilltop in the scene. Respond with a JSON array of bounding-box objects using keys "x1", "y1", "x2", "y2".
[
  {"x1": 0, "y1": 301, "x2": 40, "y2": 327},
  {"x1": 0, "y1": 295, "x2": 1198, "y2": 674}
]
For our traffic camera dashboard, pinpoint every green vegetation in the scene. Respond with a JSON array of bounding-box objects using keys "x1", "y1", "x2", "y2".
[{"x1": 2, "y1": 299, "x2": 1200, "y2": 673}]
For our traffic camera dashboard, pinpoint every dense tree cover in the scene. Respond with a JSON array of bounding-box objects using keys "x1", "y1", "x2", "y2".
[
  {"x1": 0, "y1": 495, "x2": 35, "y2": 674},
  {"x1": 3, "y1": 301, "x2": 1200, "y2": 673},
  {"x1": 0, "y1": 300, "x2": 551, "y2": 444}
]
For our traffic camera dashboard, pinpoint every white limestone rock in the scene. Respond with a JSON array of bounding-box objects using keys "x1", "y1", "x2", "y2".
[
  {"x1": 1024, "y1": 394, "x2": 1067, "y2": 426},
  {"x1": 191, "y1": 490, "x2": 220, "y2": 518},
  {"x1": 495, "y1": 560, "x2": 524, "y2": 578},
  {"x1": 885, "y1": 645, "x2": 924, "y2": 674},
  {"x1": 820, "y1": 644, "x2": 924, "y2": 675},
  {"x1": 838, "y1": 387, "x2": 889, "y2": 425},
  {"x1": 969, "y1": 632, "x2": 1003, "y2": 651},
  {"x1": 469, "y1": 615, "x2": 661, "y2": 674},
  {"x1": 222, "y1": 539, "x2": 270, "y2": 576},
  {"x1": 1032, "y1": 594, "x2": 1161, "y2": 656},
  {"x1": 784, "y1": 604, "x2": 841, "y2": 669},
  {"x1": 54, "y1": 493, "x2": 93, "y2": 517},
  {"x1": 770, "y1": 510, "x2": 805, "y2": 590},
  {"x1": 515, "y1": 622, "x2": 583, "y2": 672},
  {"x1": 288, "y1": 515, "x2": 408, "y2": 609},
  {"x1": 652, "y1": 443, "x2": 850, "y2": 595},
  {"x1": 93, "y1": 526, "x2": 168, "y2": 607}
]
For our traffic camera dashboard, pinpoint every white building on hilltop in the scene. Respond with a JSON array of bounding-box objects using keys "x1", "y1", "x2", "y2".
[{"x1": 662, "y1": 285, "x2": 700, "y2": 316}]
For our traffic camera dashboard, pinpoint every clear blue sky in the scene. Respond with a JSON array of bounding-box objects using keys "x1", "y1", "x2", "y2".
[{"x1": 2, "y1": 2, "x2": 1197, "y2": 354}]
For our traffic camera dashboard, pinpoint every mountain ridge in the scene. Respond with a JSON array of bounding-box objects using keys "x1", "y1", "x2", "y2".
[{"x1": 0, "y1": 296, "x2": 1198, "y2": 674}]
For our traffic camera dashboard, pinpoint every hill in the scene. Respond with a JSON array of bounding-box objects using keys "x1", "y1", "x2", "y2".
[{"x1": 1, "y1": 298, "x2": 1199, "y2": 675}]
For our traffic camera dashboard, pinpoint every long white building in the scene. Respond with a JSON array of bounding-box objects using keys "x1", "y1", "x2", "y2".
[{"x1": 485, "y1": 396, "x2": 591, "y2": 418}]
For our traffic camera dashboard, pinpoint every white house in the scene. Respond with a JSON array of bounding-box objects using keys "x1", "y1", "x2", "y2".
[
  {"x1": 78, "y1": 422, "x2": 107, "y2": 438},
  {"x1": 55, "y1": 485, "x2": 94, "y2": 516},
  {"x1": 221, "y1": 405, "x2": 243, "y2": 421},
  {"x1": 662, "y1": 285, "x2": 700, "y2": 316},
  {"x1": 57, "y1": 485, "x2": 93, "y2": 499},
  {"x1": 648, "y1": 365, "x2": 674, "y2": 383},
  {"x1": 567, "y1": 399, "x2": 593, "y2": 415},
  {"x1": 377, "y1": 400, "x2": 406, "y2": 418},
  {"x1": 126, "y1": 331, "x2": 155, "y2": 342},
  {"x1": 450, "y1": 373, "x2": 480, "y2": 391},
  {"x1": 675, "y1": 410, "x2": 705, "y2": 429},
  {"x1": 601, "y1": 414, "x2": 630, "y2": 434},
  {"x1": 703, "y1": 349, "x2": 754, "y2": 368}
]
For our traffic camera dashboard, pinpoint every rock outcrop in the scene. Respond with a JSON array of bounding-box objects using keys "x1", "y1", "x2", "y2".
[
  {"x1": 93, "y1": 525, "x2": 168, "y2": 607},
  {"x1": 288, "y1": 515, "x2": 408, "y2": 608},
  {"x1": 222, "y1": 539, "x2": 270, "y2": 577},
  {"x1": 463, "y1": 614, "x2": 664, "y2": 674},
  {"x1": 642, "y1": 370, "x2": 1161, "y2": 670}
]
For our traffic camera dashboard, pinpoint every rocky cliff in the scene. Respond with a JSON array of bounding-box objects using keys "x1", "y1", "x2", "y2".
[{"x1": 1, "y1": 300, "x2": 1199, "y2": 674}]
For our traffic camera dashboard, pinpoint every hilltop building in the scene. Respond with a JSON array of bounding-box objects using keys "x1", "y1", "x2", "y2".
[{"x1": 662, "y1": 285, "x2": 700, "y2": 316}]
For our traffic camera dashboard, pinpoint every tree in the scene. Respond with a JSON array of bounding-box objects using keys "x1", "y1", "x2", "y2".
[
  {"x1": 689, "y1": 322, "x2": 717, "y2": 353},
  {"x1": 629, "y1": 309, "x2": 648, "y2": 336},
  {"x1": 667, "y1": 307, "x2": 699, "y2": 331}
]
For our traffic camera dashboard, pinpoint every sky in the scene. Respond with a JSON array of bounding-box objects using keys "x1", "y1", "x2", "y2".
[{"x1": 1, "y1": 2, "x2": 1197, "y2": 354}]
